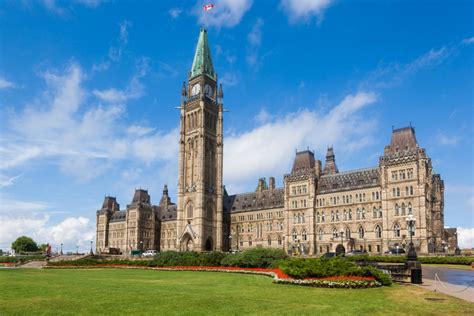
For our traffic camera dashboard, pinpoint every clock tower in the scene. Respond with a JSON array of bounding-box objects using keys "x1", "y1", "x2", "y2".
[{"x1": 176, "y1": 28, "x2": 224, "y2": 251}]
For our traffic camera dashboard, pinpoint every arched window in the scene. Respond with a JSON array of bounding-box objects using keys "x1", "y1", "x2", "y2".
[
  {"x1": 186, "y1": 203, "x2": 193, "y2": 218},
  {"x1": 356, "y1": 208, "x2": 361, "y2": 220},
  {"x1": 331, "y1": 210, "x2": 335, "y2": 222},
  {"x1": 321, "y1": 211, "x2": 325, "y2": 222},
  {"x1": 318, "y1": 229, "x2": 323, "y2": 241},
  {"x1": 336, "y1": 210, "x2": 340, "y2": 221},
  {"x1": 316, "y1": 212, "x2": 320, "y2": 223},
  {"x1": 395, "y1": 204, "x2": 399, "y2": 216},
  {"x1": 332, "y1": 228, "x2": 338, "y2": 238},
  {"x1": 375, "y1": 225, "x2": 382, "y2": 238},
  {"x1": 349, "y1": 209, "x2": 352, "y2": 220},
  {"x1": 410, "y1": 186, "x2": 414, "y2": 195},
  {"x1": 373, "y1": 207, "x2": 377, "y2": 219},
  {"x1": 408, "y1": 203, "x2": 413, "y2": 215},
  {"x1": 278, "y1": 236, "x2": 282, "y2": 245},
  {"x1": 302, "y1": 230, "x2": 307, "y2": 241},
  {"x1": 343, "y1": 210, "x2": 347, "y2": 221},
  {"x1": 358, "y1": 226, "x2": 365, "y2": 238},
  {"x1": 297, "y1": 213, "x2": 301, "y2": 223},
  {"x1": 302, "y1": 212, "x2": 305, "y2": 223},
  {"x1": 393, "y1": 223, "x2": 401, "y2": 237},
  {"x1": 378, "y1": 207, "x2": 383, "y2": 218},
  {"x1": 293, "y1": 214, "x2": 297, "y2": 223},
  {"x1": 362, "y1": 208, "x2": 366, "y2": 219},
  {"x1": 292, "y1": 229, "x2": 298, "y2": 241},
  {"x1": 267, "y1": 236, "x2": 271, "y2": 245},
  {"x1": 397, "y1": 187, "x2": 400, "y2": 197},
  {"x1": 401, "y1": 203, "x2": 406, "y2": 216},
  {"x1": 345, "y1": 227, "x2": 351, "y2": 239}
]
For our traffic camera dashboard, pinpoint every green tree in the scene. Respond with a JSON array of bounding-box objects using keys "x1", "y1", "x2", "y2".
[{"x1": 11, "y1": 236, "x2": 39, "y2": 253}]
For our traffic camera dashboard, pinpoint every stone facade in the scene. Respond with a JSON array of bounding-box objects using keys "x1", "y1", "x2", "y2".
[{"x1": 96, "y1": 28, "x2": 455, "y2": 255}]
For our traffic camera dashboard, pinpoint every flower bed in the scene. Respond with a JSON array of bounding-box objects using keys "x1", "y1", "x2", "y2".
[{"x1": 45, "y1": 264, "x2": 382, "y2": 288}]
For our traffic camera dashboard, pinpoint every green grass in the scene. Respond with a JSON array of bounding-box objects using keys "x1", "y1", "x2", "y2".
[{"x1": 0, "y1": 269, "x2": 472, "y2": 315}]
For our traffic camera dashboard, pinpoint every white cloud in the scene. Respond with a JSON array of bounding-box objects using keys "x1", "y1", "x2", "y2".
[
  {"x1": 365, "y1": 46, "x2": 454, "y2": 89},
  {"x1": 220, "y1": 72, "x2": 239, "y2": 86},
  {"x1": 76, "y1": 0, "x2": 105, "y2": 8},
  {"x1": 169, "y1": 8, "x2": 182, "y2": 18},
  {"x1": 1, "y1": 60, "x2": 179, "y2": 183},
  {"x1": 224, "y1": 91, "x2": 378, "y2": 191},
  {"x1": 457, "y1": 227, "x2": 474, "y2": 249},
  {"x1": 462, "y1": 36, "x2": 474, "y2": 44},
  {"x1": 42, "y1": 0, "x2": 105, "y2": 15},
  {"x1": 280, "y1": 0, "x2": 333, "y2": 24},
  {"x1": 0, "y1": 174, "x2": 23, "y2": 189},
  {"x1": 436, "y1": 132, "x2": 461, "y2": 146},
  {"x1": 246, "y1": 18, "x2": 264, "y2": 67},
  {"x1": 196, "y1": 0, "x2": 253, "y2": 28},
  {"x1": 108, "y1": 20, "x2": 132, "y2": 62},
  {"x1": 0, "y1": 76, "x2": 15, "y2": 89}
]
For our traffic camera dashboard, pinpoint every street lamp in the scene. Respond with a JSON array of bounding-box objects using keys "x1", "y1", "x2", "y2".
[
  {"x1": 90, "y1": 241, "x2": 93, "y2": 255},
  {"x1": 60, "y1": 243, "x2": 63, "y2": 255},
  {"x1": 140, "y1": 240, "x2": 143, "y2": 251},
  {"x1": 406, "y1": 214, "x2": 417, "y2": 261}
]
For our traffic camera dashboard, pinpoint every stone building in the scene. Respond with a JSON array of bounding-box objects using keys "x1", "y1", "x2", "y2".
[{"x1": 96, "y1": 28, "x2": 456, "y2": 255}]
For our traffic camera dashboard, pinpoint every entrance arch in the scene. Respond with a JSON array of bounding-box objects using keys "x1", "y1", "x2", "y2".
[
  {"x1": 205, "y1": 237, "x2": 213, "y2": 251},
  {"x1": 181, "y1": 233, "x2": 194, "y2": 251},
  {"x1": 335, "y1": 244, "x2": 345, "y2": 256}
]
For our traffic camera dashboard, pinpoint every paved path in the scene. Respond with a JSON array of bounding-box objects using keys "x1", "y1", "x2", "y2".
[
  {"x1": 18, "y1": 260, "x2": 47, "y2": 268},
  {"x1": 416, "y1": 266, "x2": 474, "y2": 303}
]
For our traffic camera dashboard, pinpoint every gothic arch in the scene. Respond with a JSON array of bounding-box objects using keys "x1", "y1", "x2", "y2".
[{"x1": 205, "y1": 236, "x2": 213, "y2": 251}]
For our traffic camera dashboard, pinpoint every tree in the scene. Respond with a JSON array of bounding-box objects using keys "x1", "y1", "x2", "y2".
[{"x1": 11, "y1": 236, "x2": 39, "y2": 253}]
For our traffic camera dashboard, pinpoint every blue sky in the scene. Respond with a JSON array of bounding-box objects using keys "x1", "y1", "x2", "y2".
[{"x1": 0, "y1": 0, "x2": 472, "y2": 252}]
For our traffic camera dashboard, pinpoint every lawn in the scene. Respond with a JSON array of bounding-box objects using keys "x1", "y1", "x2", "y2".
[{"x1": 0, "y1": 268, "x2": 472, "y2": 315}]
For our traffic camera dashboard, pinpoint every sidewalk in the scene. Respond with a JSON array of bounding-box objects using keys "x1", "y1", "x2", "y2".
[{"x1": 416, "y1": 278, "x2": 474, "y2": 303}]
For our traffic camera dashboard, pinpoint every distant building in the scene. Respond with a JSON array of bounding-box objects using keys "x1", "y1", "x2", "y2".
[{"x1": 96, "y1": 29, "x2": 456, "y2": 255}]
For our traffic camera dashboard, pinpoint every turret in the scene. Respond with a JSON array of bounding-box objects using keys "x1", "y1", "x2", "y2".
[{"x1": 323, "y1": 146, "x2": 339, "y2": 175}]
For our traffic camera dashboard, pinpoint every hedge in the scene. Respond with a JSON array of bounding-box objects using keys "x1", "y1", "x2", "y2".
[
  {"x1": 220, "y1": 248, "x2": 288, "y2": 268},
  {"x1": 279, "y1": 257, "x2": 392, "y2": 286},
  {"x1": 0, "y1": 255, "x2": 46, "y2": 263},
  {"x1": 346, "y1": 255, "x2": 474, "y2": 265}
]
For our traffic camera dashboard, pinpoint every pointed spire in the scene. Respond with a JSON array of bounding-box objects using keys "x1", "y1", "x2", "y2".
[
  {"x1": 323, "y1": 146, "x2": 339, "y2": 175},
  {"x1": 190, "y1": 28, "x2": 216, "y2": 79}
]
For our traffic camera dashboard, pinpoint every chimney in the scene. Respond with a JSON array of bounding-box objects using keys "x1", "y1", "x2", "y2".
[
  {"x1": 256, "y1": 177, "x2": 268, "y2": 192},
  {"x1": 269, "y1": 177, "x2": 275, "y2": 191}
]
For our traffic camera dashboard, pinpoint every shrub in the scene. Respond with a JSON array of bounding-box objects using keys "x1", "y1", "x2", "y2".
[
  {"x1": 279, "y1": 257, "x2": 392, "y2": 286},
  {"x1": 221, "y1": 248, "x2": 288, "y2": 268},
  {"x1": 346, "y1": 255, "x2": 474, "y2": 265}
]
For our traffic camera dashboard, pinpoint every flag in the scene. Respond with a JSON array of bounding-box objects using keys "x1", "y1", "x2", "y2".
[{"x1": 203, "y1": 4, "x2": 214, "y2": 11}]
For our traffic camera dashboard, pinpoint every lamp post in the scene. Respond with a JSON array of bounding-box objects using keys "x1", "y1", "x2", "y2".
[
  {"x1": 60, "y1": 243, "x2": 63, "y2": 255},
  {"x1": 90, "y1": 241, "x2": 93, "y2": 255},
  {"x1": 229, "y1": 234, "x2": 232, "y2": 252},
  {"x1": 140, "y1": 240, "x2": 143, "y2": 251},
  {"x1": 406, "y1": 214, "x2": 417, "y2": 261}
]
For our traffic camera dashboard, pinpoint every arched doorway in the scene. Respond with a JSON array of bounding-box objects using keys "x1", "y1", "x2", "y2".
[
  {"x1": 205, "y1": 237, "x2": 213, "y2": 251},
  {"x1": 181, "y1": 233, "x2": 194, "y2": 251},
  {"x1": 335, "y1": 244, "x2": 345, "y2": 256}
]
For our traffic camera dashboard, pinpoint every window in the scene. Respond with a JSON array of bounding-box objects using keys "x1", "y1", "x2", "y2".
[
  {"x1": 317, "y1": 212, "x2": 320, "y2": 223},
  {"x1": 186, "y1": 203, "x2": 193, "y2": 218},
  {"x1": 293, "y1": 214, "x2": 297, "y2": 223},
  {"x1": 302, "y1": 230, "x2": 307, "y2": 241},
  {"x1": 378, "y1": 207, "x2": 383, "y2": 218},
  {"x1": 358, "y1": 226, "x2": 364, "y2": 238},
  {"x1": 345, "y1": 227, "x2": 351, "y2": 239},
  {"x1": 318, "y1": 229, "x2": 323, "y2": 241},
  {"x1": 336, "y1": 210, "x2": 340, "y2": 221},
  {"x1": 408, "y1": 203, "x2": 412, "y2": 215},
  {"x1": 362, "y1": 208, "x2": 366, "y2": 219},
  {"x1": 278, "y1": 236, "x2": 282, "y2": 245},
  {"x1": 395, "y1": 204, "x2": 400, "y2": 216},
  {"x1": 321, "y1": 211, "x2": 325, "y2": 222},
  {"x1": 302, "y1": 212, "x2": 305, "y2": 223},
  {"x1": 377, "y1": 245, "x2": 381, "y2": 253},
  {"x1": 292, "y1": 187, "x2": 296, "y2": 195},
  {"x1": 356, "y1": 208, "x2": 361, "y2": 220},
  {"x1": 331, "y1": 210, "x2": 335, "y2": 222},
  {"x1": 303, "y1": 185, "x2": 307, "y2": 194},
  {"x1": 376, "y1": 191, "x2": 380, "y2": 200},
  {"x1": 392, "y1": 188, "x2": 396, "y2": 197},
  {"x1": 391, "y1": 171, "x2": 398, "y2": 181},
  {"x1": 267, "y1": 236, "x2": 271, "y2": 245},
  {"x1": 373, "y1": 207, "x2": 377, "y2": 219},
  {"x1": 405, "y1": 186, "x2": 409, "y2": 196},
  {"x1": 348, "y1": 209, "x2": 352, "y2": 220},
  {"x1": 393, "y1": 224, "x2": 401, "y2": 237},
  {"x1": 375, "y1": 225, "x2": 382, "y2": 238},
  {"x1": 332, "y1": 228, "x2": 338, "y2": 238},
  {"x1": 249, "y1": 236, "x2": 252, "y2": 246},
  {"x1": 343, "y1": 210, "x2": 347, "y2": 221},
  {"x1": 292, "y1": 229, "x2": 298, "y2": 241},
  {"x1": 410, "y1": 186, "x2": 414, "y2": 195},
  {"x1": 401, "y1": 203, "x2": 406, "y2": 216},
  {"x1": 397, "y1": 188, "x2": 400, "y2": 197},
  {"x1": 297, "y1": 213, "x2": 301, "y2": 223}
]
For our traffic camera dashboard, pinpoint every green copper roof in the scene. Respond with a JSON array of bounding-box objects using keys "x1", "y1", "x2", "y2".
[{"x1": 190, "y1": 29, "x2": 216, "y2": 79}]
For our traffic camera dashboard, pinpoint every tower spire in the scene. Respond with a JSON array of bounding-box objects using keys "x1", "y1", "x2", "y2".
[{"x1": 190, "y1": 28, "x2": 216, "y2": 79}]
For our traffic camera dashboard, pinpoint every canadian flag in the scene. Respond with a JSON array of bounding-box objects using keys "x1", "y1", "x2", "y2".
[{"x1": 203, "y1": 4, "x2": 214, "y2": 11}]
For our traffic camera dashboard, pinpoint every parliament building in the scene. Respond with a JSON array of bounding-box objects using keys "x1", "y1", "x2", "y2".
[{"x1": 96, "y1": 29, "x2": 455, "y2": 255}]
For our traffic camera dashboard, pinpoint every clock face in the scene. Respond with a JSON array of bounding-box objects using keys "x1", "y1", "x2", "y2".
[
  {"x1": 191, "y1": 84, "x2": 201, "y2": 96},
  {"x1": 204, "y1": 84, "x2": 213, "y2": 98}
]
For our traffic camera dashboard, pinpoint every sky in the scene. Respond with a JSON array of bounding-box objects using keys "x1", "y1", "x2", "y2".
[{"x1": 0, "y1": 0, "x2": 473, "y2": 252}]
